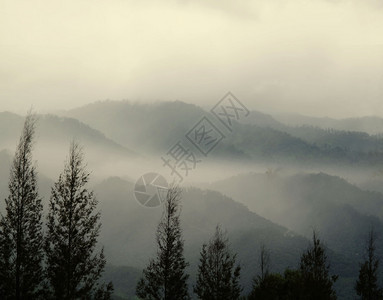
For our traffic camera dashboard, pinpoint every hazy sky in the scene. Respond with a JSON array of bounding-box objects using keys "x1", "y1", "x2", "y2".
[{"x1": 1, "y1": 0, "x2": 383, "y2": 118}]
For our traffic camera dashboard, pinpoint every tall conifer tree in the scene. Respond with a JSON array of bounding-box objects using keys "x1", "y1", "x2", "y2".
[
  {"x1": 0, "y1": 113, "x2": 44, "y2": 299},
  {"x1": 300, "y1": 231, "x2": 337, "y2": 300},
  {"x1": 355, "y1": 229, "x2": 383, "y2": 300},
  {"x1": 44, "y1": 142, "x2": 112, "y2": 299},
  {"x1": 136, "y1": 186, "x2": 189, "y2": 300}
]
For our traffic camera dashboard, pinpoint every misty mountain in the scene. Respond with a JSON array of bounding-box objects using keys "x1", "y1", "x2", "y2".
[
  {"x1": 94, "y1": 176, "x2": 355, "y2": 299},
  {"x1": 95, "y1": 177, "x2": 308, "y2": 291},
  {"x1": 275, "y1": 113, "x2": 383, "y2": 135},
  {"x1": 239, "y1": 109, "x2": 286, "y2": 129},
  {"x1": 0, "y1": 111, "x2": 135, "y2": 155},
  {"x1": 64, "y1": 100, "x2": 383, "y2": 166},
  {"x1": 0, "y1": 112, "x2": 138, "y2": 180},
  {"x1": 208, "y1": 172, "x2": 383, "y2": 259},
  {"x1": 240, "y1": 110, "x2": 383, "y2": 155},
  {"x1": 3, "y1": 0, "x2": 383, "y2": 298},
  {"x1": 280, "y1": 126, "x2": 383, "y2": 154},
  {"x1": 0, "y1": 146, "x2": 363, "y2": 299},
  {"x1": 1, "y1": 104, "x2": 382, "y2": 298},
  {"x1": 65, "y1": 100, "x2": 204, "y2": 154}
]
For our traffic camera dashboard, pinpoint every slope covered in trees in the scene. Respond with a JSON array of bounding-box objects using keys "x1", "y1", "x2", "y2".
[
  {"x1": 210, "y1": 172, "x2": 383, "y2": 259},
  {"x1": 64, "y1": 100, "x2": 383, "y2": 166}
]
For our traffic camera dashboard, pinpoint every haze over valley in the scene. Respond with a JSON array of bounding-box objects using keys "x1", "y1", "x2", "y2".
[{"x1": 2, "y1": 0, "x2": 383, "y2": 299}]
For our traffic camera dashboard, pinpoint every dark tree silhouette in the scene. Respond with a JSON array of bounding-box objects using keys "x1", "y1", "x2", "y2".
[
  {"x1": 299, "y1": 230, "x2": 337, "y2": 300},
  {"x1": 194, "y1": 225, "x2": 242, "y2": 300},
  {"x1": 259, "y1": 244, "x2": 270, "y2": 281},
  {"x1": 355, "y1": 229, "x2": 383, "y2": 300},
  {"x1": 136, "y1": 186, "x2": 189, "y2": 300},
  {"x1": 248, "y1": 244, "x2": 272, "y2": 299},
  {"x1": 0, "y1": 113, "x2": 44, "y2": 299},
  {"x1": 44, "y1": 142, "x2": 112, "y2": 299}
]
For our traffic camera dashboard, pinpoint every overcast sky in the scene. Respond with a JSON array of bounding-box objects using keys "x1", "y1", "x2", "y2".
[{"x1": 1, "y1": 0, "x2": 383, "y2": 117}]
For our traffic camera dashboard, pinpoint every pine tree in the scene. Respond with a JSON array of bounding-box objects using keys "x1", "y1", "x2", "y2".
[
  {"x1": 300, "y1": 230, "x2": 337, "y2": 300},
  {"x1": 0, "y1": 113, "x2": 44, "y2": 299},
  {"x1": 194, "y1": 225, "x2": 242, "y2": 300},
  {"x1": 136, "y1": 186, "x2": 190, "y2": 300},
  {"x1": 355, "y1": 229, "x2": 383, "y2": 300},
  {"x1": 44, "y1": 142, "x2": 112, "y2": 299}
]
